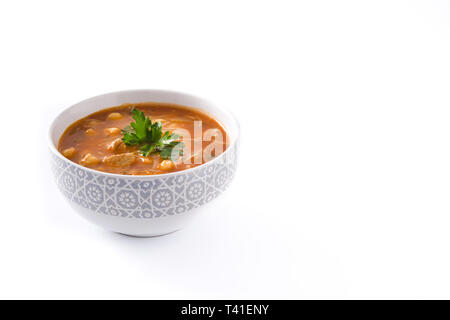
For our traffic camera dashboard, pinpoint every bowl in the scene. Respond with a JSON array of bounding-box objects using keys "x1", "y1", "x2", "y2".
[{"x1": 48, "y1": 89, "x2": 239, "y2": 237}]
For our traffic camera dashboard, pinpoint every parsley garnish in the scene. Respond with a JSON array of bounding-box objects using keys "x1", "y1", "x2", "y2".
[{"x1": 122, "y1": 109, "x2": 184, "y2": 160}]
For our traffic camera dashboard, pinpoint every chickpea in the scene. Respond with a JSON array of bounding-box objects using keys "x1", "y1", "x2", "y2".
[
  {"x1": 85, "y1": 128, "x2": 96, "y2": 135},
  {"x1": 108, "y1": 112, "x2": 123, "y2": 120},
  {"x1": 159, "y1": 159, "x2": 175, "y2": 171},
  {"x1": 140, "y1": 157, "x2": 153, "y2": 164},
  {"x1": 62, "y1": 147, "x2": 76, "y2": 158},
  {"x1": 84, "y1": 119, "x2": 100, "y2": 127},
  {"x1": 104, "y1": 127, "x2": 121, "y2": 135},
  {"x1": 80, "y1": 153, "x2": 100, "y2": 166}
]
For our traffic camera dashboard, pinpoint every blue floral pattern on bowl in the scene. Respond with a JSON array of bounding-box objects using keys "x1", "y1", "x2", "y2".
[{"x1": 51, "y1": 144, "x2": 238, "y2": 219}]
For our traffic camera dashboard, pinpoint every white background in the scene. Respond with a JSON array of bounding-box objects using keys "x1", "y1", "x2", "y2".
[{"x1": 1, "y1": 0, "x2": 450, "y2": 299}]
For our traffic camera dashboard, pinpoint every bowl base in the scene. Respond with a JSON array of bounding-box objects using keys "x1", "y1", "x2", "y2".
[{"x1": 116, "y1": 229, "x2": 180, "y2": 238}]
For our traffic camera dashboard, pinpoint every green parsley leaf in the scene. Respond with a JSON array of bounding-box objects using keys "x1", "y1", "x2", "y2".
[
  {"x1": 150, "y1": 121, "x2": 162, "y2": 143},
  {"x1": 160, "y1": 141, "x2": 184, "y2": 160},
  {"x1": 121, "y1": 108, "x2": 185, "y2": 161},
  {"x1": 130, "y1": 109, "x2": 151, "y2": 142},
  {"x1": 122, "y1": 132, "x2": 140, "y2": 145},
  {"x1": 140, "y1": 143, "x2": 158, "y2": 157}
]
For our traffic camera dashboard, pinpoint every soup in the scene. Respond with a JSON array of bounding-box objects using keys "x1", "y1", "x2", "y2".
[{"x1": 58, "y1": 102, "x2": 228, "y2": 175}]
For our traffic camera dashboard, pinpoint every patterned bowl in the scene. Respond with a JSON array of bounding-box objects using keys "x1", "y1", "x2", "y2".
[{"x1": 48, "y1": 90, "x2": 239, "y2": 237}]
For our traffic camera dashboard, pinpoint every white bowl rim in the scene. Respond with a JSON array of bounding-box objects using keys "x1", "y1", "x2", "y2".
[{"x1": 48, "y1": 89, "x2": 240, "y2": 179}]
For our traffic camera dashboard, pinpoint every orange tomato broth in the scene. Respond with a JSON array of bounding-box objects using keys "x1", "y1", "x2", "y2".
[{"x1": 58, "y1": 102, "x2": 228, "y2": 175}]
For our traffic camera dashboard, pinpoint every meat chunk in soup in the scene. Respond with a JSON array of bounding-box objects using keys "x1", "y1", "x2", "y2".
[
  {"x1": 107, "y1": 138, "x2": 127, "y2": 153},
  {"x1": 103, "y1": 153, "x2": 136, "y2": 167}
]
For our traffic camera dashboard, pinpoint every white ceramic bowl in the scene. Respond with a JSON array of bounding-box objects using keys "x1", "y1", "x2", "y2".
[{"x1": 48, "y1": 90, "x2": 239, "y2": 237}]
